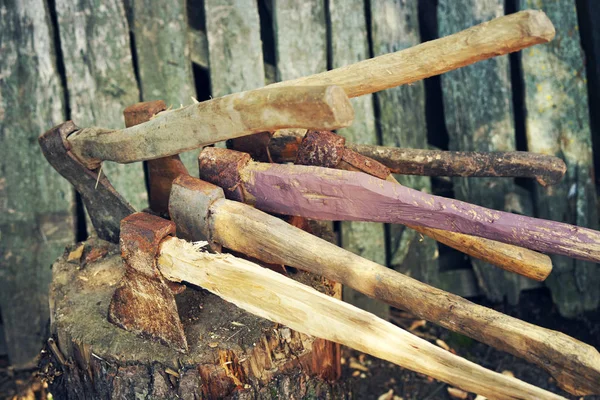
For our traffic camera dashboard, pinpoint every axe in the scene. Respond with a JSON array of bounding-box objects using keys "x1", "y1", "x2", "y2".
[
  {"x1": 198, "y1": 148, "x2": 600, "y2": 264},
  {"x1": 169, "y1": 174, "x2": 600, "y2": 395},
  {"x1": 236, "y1": 128, "x2": 567, "y2": 186},
  {"x1": 46, "y1": 10, "x2": 553, "y2": 172},
  {"x1": 290, "y1": 130, "x2": 553, "y2": 281},
  {"x1": 120, "y1": 211, "x2": 562, "y2": 399}
]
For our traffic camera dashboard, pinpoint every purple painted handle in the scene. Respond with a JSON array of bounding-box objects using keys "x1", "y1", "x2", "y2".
[{"x1": 246, "y1": 164, "x2": 600, "y2": 263}]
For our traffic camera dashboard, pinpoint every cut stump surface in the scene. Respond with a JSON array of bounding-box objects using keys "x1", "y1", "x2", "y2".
[{"x1": 48, "y1": 238, "x2": 346, "y2": 399}]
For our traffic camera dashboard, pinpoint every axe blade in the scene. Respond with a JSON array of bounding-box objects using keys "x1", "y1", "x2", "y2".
[{"x1": 38, "y1": 121, "x2": 134, "y2": 243}]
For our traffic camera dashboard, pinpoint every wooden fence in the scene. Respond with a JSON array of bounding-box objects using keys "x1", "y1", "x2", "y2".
[{"x1": 1, "y1": 0, "x2": 599, "y2": 368}]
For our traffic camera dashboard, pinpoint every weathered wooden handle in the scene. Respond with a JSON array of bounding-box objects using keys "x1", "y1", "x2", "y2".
[
  {"x1": 408, "y1": 224, "x2": 551, "y2": 281},
  {"x1": 233, "y1": 161, "x2": 600, "y2": 264},
  {"x1": 269, "y1": 10, "x2": 554, "y2": 98},
  {"x1": 66, "y1": 85, "x2": 354, "y2": 167},
  {"x1": 205, "y1": 200, "x2": 600, "y2": 396},
  {"x1": 349, "y1": 144, "x2": 567, "y2": 186},
  {"x1": 157, "y1": 237, "x2": 564, "y2": 399}
]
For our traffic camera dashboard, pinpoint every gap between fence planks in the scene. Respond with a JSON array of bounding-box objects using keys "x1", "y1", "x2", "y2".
[
  {"x1": 0, "y1": 0, "x2": 76, "y2": 368},
  {"x1": 329, "y1": 0, "x2": 389, "y2": 319},
  {"x1": 370, "y1": 0, "x2": 440, "y2": 286},
  {"x1": 520, "y1": 0, "x2": 600, "y2": 317},
  {"x1": 54, "y1": 0, "x2": 147, "y2": 211},
  {"x1": 438, "y1": 0, "x2": 533, "y2": 304},
  {"x1": 157, "y1": 237, "x2": 564, "y2": 400},
  {"x1": 268, "y1": 10, "x2": 555, "y2": 98}
]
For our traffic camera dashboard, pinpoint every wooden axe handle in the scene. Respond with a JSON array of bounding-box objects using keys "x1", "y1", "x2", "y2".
[
  {"x1": 205, "y1": 200, "x2": 600, "y2": 396},
  {"x1": 157, "y1": 237, "x2": 563, "y2": 399},
  {"x1": 269, "y1": 10, "x2": 554, "y2": 97},
  {"x1": 66, "y1": 86, "x2": 353, "y2": 167}
]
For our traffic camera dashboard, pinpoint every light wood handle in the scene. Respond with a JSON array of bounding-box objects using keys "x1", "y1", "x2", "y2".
[
  {"x1": 269, "y1": 10, "x2": 555, "y2": 98},
  {"x1": 382, "y1": 175, "x2": 552, "y2": 282},
  {"x1": 207, "y1": 200, "x2": 600, "y2": 396},
  {"x1": 67, "y1": 85, "x2": 354, "y2": 167},
  {"x1": 409, "y1": 224, "x2": 551, "y2": 281},
  {"x1": 158, "y1": 237, "x2": 564, "y2": 400}
]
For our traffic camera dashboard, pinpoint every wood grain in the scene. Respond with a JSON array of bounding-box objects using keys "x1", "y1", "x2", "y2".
[
  {"x1": 204, "y1": 200, "x2": 600, "y2": 395},
  {"x1": 370, "y1": 0, "x2": 439, "y2": 286},
  {"x1": 127, "y1": 0, "x2": 199, "y2": 173},
  {"x1": 329, "y1": 0, "x2": 389, "y2": 319},
  {"x1": 54, "y1": 0, "x2": 147, "y2": 210},
  {"x1": 269, "y1": 10, "x2": 555, "y2": 98},
  {"x1": 158, "y1": 237, "x2": 565, "y2": 399},
  {"x1": 0, "y1": 0, "x2": 75, "y2": 367},
  {"x1": 67, "y1": 86, "x2": 354, "y2": 165},
  {"x1": 227, "y1": 161, "x2": 600, "y2": 264},
  {"x1": 438, "y1": 0, "x2": 533, "y2": 303},
  {"x1": 520, "y1": 0, "x2": 600, "y2": 317}
]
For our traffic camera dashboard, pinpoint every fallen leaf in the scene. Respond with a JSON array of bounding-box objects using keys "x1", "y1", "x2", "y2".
[
  {"x1": 408, "y1": 320, "x2": 426, "y2": 331},
  {"x1": 165, "y1": 367, "x2": 179, "y2": 378},
  {"x1": 436, "y1": 339, "x2": 451, "y2": 351},
  {"x1": 352, "y1": 370, "x2": 360, "y2": 377},
  {"x1": 85, "y1": 246, "x2": 109, "y2": 265},
  {"x1": 67, "y1": 244, "x2": 85, "y2": 263},
  {"x1": 447, "y1": 387, "x2": 468, "y2": 399},
  {"x1": 349, "y1": 361, "x2": 368, "y2": 372},
  {"x1": 377, "y1": 389, "x2": 394, "y2": 400},
  {"x1": 208, "y1": 342, "x2": 219, "y2": 348}
]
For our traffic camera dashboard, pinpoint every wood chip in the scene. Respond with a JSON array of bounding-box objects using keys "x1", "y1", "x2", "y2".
[
  {"x1": 447, "y1": 387, "x2": 469, "y2": 399},
  {"x1": 208, "y1": 342, "x2": 219, "y2": 348},
  {"x1": 408, "y1": 319, "x2": 426, "y2": 331},
  {"x1": 377, "y1": 389, "x2": 394, "y2": 400},
  {"x1": 349, "y1": 361, "x2": 368, "y2": 372},
  {"x1": 435, "y1": 339, "x2": 451, "y2": 351},
  {"x1": 501, "y1": 370, "x2": 514, "y2": 378},
  {"x1": 474, "y1": 395, "x2": 487, "y2": 400},
  {"x1": 352, "y1": 370, "x2": 360, "y2": 377},
  {"x1": 67, "y1": 244, "x2": 85, "y2": 263},
  {"x1": 165, "y1": 367, "x2": 180, "y2": 378}
]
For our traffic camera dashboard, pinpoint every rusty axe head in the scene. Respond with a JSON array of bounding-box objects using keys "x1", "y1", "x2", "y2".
[
  {"x1": 38, "y1": 121, "x2": 135, "y2": 243},
  {"x1": 39, "y1": 120, "x2": 187, "y2": 352}
]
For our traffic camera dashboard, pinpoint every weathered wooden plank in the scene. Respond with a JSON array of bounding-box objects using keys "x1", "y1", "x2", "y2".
[
  {"x1": 520, "y1": 0, "x2": 599, "y2": 316},
  {"x1": 127, "y1": 0, "x2": 198, "y2": 174},
  {"x1": 329, "y1": 0, "x2": 389, "y2": 319},
  {"x1": 204, "y1": 0, "x2": 264, "y2": 149},
  {"x1": 272, "y1": 0, "x2": 327, "y2": 81},
  {"x1": 438, "y1": 0, "x2": 531, "y2": 304},
  {"x1": 0, "y1": 0, "x2": 75, "y2": 367},
  {"x1": 370, "y1": 0, "x2": 439, "y2": 286},
  {"x1": 204, "y1": 0, "x2": 265, "y2": 97},
  {"x1": 55, "y1": 0, "x2": 147, "y2": 211}
]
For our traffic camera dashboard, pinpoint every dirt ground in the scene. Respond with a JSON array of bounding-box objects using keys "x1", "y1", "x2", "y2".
[{"x1": 1, "y1": 288, "x2": 599, "y2": 400}]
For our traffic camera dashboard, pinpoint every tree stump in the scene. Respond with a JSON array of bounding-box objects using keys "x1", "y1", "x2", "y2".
[{"x1": 46, "y1": 238, "x2": 348, "y2": 399}]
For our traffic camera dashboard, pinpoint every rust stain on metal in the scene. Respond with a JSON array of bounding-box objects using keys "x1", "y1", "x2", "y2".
[
  {"x1": 124, "y1": 100, "x2": 189, "y2": 215},
  {"x1": 339, "y1": 148, "x2": 391, "y2": 180},
  {"x1": 123, "y1": 100, "x2": 167, "y2": 127},
  {"x1": 198, "y1": 148, "x2": 252, "y2": 202},
  {"x1": 295, "y1": 130, "x2": 346, "y2": 168},
  {"x1": 107, "y1": 212, "x2": 187, "y2": 352},
  {"x1": 229, "y1": 131, "x2": 274, "y2": 162}
]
